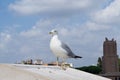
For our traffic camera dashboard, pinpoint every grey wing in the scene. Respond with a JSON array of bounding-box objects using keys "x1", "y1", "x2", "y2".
[{"x1": 61, "y1": 42, "x2": 76, "y2": 58}]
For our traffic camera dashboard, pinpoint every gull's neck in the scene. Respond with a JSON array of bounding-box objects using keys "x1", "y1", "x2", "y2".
[
  {"x1": 50, "y1": 34, "x2": 61, "y2": 45},
  {"x1": 52, "y1": 34, "x2": 59, "y2": 39},
  {"x1": 51, "y1": 34, "x2": 60, "y2": 42}
]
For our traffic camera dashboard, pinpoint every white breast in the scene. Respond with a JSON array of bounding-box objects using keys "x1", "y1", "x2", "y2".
[{"x1": 50, "y1": 35, "x2": 68, "y2": 58}]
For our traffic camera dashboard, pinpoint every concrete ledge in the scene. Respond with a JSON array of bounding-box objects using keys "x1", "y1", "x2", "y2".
[
  {"x1": 0, "y1": 64, "x2": 111, "y2": 80},
  {"x1": 0, "y1": 64, "x2": 50, "y2": 80}
]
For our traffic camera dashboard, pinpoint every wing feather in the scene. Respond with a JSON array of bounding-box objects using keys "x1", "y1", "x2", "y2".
[{"x1": 61, "y1": 42, "x2": 75, "y2": 58}]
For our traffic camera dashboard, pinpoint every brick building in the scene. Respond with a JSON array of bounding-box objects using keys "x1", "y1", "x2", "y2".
[{"x1": 100, "y1": 38, "x2": 120, "y2": 80}]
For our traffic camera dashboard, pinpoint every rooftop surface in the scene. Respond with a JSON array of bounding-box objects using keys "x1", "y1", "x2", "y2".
[{"x1": 0, "y1": 64, "x2": 111, "y2": 80}]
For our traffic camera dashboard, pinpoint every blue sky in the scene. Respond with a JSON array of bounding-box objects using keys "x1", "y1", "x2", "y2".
[{"x1": 0, "y1": 0, "x2": 120, "y2": 67}]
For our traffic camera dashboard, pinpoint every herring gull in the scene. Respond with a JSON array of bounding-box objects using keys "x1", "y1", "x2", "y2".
[{"x1": 49, "y1": 29, "x2": 82, "y2": 65}]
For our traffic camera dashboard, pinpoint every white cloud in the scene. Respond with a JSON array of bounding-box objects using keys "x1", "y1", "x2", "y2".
[
  {"x1": 85, "y1": 21, "x2": 111, "y2": 31},
  {"x1": 0, "y1": 32, "x2": 12, "y2": 46},
  {"x1": 93, "y1": 0, "x2": 120, "y2": 24},
  {"x1": 0, "y1": 32, "x2": 12, "y2": 43},
  {"x1": 8, "y1": 0, "x2": 89, "y2": 15},
  {"x1": 20, "y1": 29, "x2": 42, "y2": 38},
  {"x1": 20, "y1": 19, "x2": 53, "y2": 38},
  {"x1": 9, "y1": 0, "x2": 107, "y2": 15}
]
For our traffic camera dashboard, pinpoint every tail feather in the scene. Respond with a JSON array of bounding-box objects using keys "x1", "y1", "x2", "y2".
[{"x1": 74, "y1": 56, "x2": 82, "y2": 58}]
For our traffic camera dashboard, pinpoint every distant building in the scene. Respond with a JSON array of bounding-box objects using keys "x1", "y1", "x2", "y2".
[
  {"x1": 47, "y1": 61, "x2": 73, "y2": 67},
  {"x1": 33, "y1": 59, "x2": 43, "y2": 65},
  {"x1": 21, "y1": 59, "x2": 43, "y2": 65},
  {"x1": 100, "y1": 38, "x2": 120, "y2": 80}
]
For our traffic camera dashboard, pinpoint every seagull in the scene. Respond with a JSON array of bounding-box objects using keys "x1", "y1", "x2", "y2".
[{"x1": 49, "y1": 29, "x2": 82, "y2": 65}]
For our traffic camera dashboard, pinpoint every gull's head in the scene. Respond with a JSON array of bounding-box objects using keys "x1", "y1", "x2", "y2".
[{"x1": 49, "y1": 29, "x2": 58, "y2": 36}]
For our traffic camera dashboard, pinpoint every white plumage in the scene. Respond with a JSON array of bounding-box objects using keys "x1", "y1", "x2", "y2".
[
  {"x1": 50, "y1": 34, "x2": 69, "y2": 59},
  {"x1": 49, "y1": 29, "x2": 82, "y2": 61}
]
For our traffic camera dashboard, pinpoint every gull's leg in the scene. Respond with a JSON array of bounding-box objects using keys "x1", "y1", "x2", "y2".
[{"x1": 56, "y1": 57, "x2": 59, "y2": 66}]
